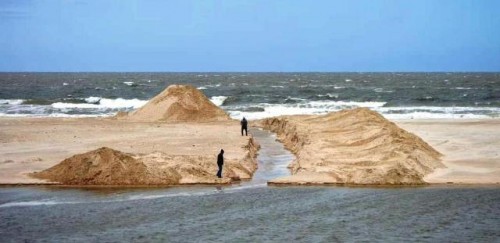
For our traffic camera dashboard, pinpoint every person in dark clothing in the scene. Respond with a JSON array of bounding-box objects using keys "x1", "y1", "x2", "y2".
[
  {"x1": 216, "y1": 149, "x2": 224, "y2": 178},
  {"x1": 241, "y1": 117, "x2": 248, "y2": 136}
]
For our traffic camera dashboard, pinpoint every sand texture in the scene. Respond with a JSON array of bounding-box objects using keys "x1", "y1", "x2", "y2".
[
  {"x1": 260, "y1": 108, "x2": 445, "y2": 185},
  {"x1": 0, "y1": 117, "x2": 258, "y2": 185},
  {"x1": 31, "y1": 137, "x2": 258, "y2": 185},
  {"x1": 397, "y1": 119, "x2": 500, "y2": 184},
  {"x1": 123, "y1": 84, "x2": 230, "y2": 122}
]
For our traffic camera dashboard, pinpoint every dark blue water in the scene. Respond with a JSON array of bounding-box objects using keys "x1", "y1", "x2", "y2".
[
  {"x1": 1, "y1": 72, "x2": 499, "y2": 119},
  {"x1": 0, "y1": 186, "x2": 498, "y2": 242}
]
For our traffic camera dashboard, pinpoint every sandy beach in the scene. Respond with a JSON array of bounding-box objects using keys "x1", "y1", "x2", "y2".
[
  {"x1": 0, "y1": 115, "x2": 499, "y2": 185},
  {"x1": 397, "y1": 119, "x2": 500, "y2": 184},
  {"x1": 0, "y1": 117, "x2": 257, "y2": 184}
]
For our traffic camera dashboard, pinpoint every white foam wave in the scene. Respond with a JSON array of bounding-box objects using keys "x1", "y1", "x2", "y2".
[
  {"x1": 0, "y1": 99, "x2": 24, "y2": 105},
  {"x1": 228, "y1": 101, "x2": 386, "y2": 120},
  {"x1": 227, "y1": 101, "x2": 499, "y2": 120},
  {"x1": 317, "y1": 93, "x2": 339, "y2": 98},
  {"x1": 197, "y1": 86, "x2": 207, "y2": 90},
  {"x1": 52, "y1": 98, "x2": 147, "y2": 109},
  {"x1": 210, "y1": 96, "x2": 228, "y2": 106},
  {"x1": 384, "y1": 112, "x2": 491, "y2": 119},
  {"x1": 84, "y1": 96, "x2": 101, "y2": 104}
]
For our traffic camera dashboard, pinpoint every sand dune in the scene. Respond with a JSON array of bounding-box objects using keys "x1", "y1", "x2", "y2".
[{"x1": 260, "y1": 108, "x2": 444, "y2": 185}]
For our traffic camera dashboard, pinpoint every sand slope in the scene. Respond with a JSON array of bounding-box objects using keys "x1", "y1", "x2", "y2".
[
  {"x1": 31, "y1": 147, "x2": 155, "y2": 185},
  {"x1": 260, "y1": 108, "x2": 444, "y2": 185},
  {"x1": 30, "y1": 135, "x2": 259, "y2": 185},
  {"x1": 124, "y1": 84, "x2": 230, "y2": 122}
]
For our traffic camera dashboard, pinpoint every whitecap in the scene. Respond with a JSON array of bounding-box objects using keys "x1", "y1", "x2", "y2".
[
  {"x1": 84, "y1": 96, "x2": 101, "y2": 104},
  {"x1": 51, "y1": 98, "x2": 148, "y2": 109},
  {"x1": 210, "y1": 96, "x2": 228, "y2": 106},
  {"x1": 0, "y1": 99, "x2": 24, "y2": 105}
]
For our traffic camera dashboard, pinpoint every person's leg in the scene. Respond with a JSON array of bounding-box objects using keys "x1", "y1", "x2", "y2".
[
  {"x1": 241, "y1": 127, "x2": 244, "y2": 136},
  {"x1": 245, "y1": 127, "x2": 248, "y2": 136}
]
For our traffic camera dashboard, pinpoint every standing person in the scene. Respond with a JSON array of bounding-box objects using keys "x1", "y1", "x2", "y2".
[
  {"x1": 216, "y1": 149, "x2": 224, "y2": 178},
  {"x1": 241, "y1": 117, "x2": 248, "y2": 136}
]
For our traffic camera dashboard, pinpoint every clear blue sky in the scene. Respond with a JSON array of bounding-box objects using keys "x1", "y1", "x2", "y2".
[{"x1": 1, "y1": 0, "x2": 499, "y2": 72}]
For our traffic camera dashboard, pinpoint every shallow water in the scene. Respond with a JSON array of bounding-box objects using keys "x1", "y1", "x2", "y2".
[{"x1": 0, "y1": 130, "x2": 499, "y2": 242}]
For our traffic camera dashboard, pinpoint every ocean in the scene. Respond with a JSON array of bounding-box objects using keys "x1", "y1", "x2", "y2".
[{"x1": 1, "y1": 72, "x2": 499, "y2": 119}]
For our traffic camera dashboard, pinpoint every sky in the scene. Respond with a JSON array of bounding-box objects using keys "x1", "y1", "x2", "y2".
[{"x1": 0, "y1": 0, "x2": 499, "y2": 72}]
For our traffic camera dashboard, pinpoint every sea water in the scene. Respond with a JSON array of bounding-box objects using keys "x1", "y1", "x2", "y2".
[{"x1": 0, "y1": 72, "x2": 499, "y2": 119}]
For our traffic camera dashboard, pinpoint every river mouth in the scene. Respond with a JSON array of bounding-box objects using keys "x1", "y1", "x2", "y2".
[{"x1": 241, "y1": 128, "x2": 293, "y2": 185}]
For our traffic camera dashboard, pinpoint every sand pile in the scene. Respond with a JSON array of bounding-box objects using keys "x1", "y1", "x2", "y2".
[
  {"x1": 30, "y1": 147, "x2": 156, "y2": 185},
  {"x1": 124, "y1": 84, "x2": 230, "y2": 122},
  {"x1": 260, "y1": 108, "x2": 444, "y2": 185},
  {"x1": 31, "y1": 137, "x2": 259, "y2": 185}
]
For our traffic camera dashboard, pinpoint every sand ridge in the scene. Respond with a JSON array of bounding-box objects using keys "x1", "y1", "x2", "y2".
[{"x1": 259, "y1": 108, "x2": 445, "y2": 185}]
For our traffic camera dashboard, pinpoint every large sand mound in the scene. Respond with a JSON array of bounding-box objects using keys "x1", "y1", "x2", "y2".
[
  {"x1": 260, "y1": 108, "x2": 444, "y2": 185},
  {"x1": 31, "y1": 137, "x2": 259, "y2": 185},
  {"x1": 125, "y1": 84, "x2": 230, "y2": 122},
  {"x1": 31, "y1": 147, "x2": 156, "y2": 185}
]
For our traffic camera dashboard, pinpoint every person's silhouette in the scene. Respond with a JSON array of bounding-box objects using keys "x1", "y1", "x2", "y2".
[
  {"x1": 241, "y1": 117, "x2": 248, "y2": 136},
  {"x1": 216, "y1": 149, "x2": 224, "y2": 178}
]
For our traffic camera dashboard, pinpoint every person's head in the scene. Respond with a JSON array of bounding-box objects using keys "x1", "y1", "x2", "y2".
[
  {"x1": 242, "y1": 117, "x2": 246, "y2": 120},
  {"x1": 220, "y1": 149, "x2": 224, "y2": 154}
]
